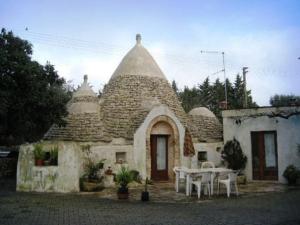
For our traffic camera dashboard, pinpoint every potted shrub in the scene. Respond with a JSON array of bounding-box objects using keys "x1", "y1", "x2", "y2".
[
  {"x1": 50, "y1": 146, "x2": 58, "y2": 165},
  {"x1": 80, "y1": 145, "x2": 106, "y2": 191},
  {"x1": 221, "y1": 138, "x2": 247, "y2": 184},
  {"x1": 141, "y1": 177, "x2": 149, "y2": 201},
  {"x1": 33, "y1": 144, "x2": 45, "y2": 166},
  {"x1": 81, "y1": 159, "x2": 106, "y2": 191},
  {"x1": 283, "y1": 165, "x2": 300, "y2": 186},
  {"x1": 116, "y1": 166, "x2": 133, "y2": 199}
]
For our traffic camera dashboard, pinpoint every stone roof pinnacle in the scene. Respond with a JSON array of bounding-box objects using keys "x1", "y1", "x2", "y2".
[{"x1": 136, "y1": 34, "x2": 141, "y2": 45}]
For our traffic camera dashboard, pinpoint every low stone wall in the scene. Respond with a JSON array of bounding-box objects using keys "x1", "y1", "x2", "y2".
[{"x1": 0, "y1": 158, "x2": 18, "y2": 177}]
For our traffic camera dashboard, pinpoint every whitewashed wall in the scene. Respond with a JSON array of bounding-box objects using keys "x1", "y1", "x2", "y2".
[
  {"x1": 191, "y1": 142, "x2": 223, "y2": 169},
  {"x1": 222, "y1": 107, "x2": 300, "y2": 183}
]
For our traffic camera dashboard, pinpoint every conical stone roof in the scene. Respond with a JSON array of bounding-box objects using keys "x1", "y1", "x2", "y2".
[
  {"x1": 110, "y1": 34, "x2": 166, "y2": 80},
  {"x1": 100, "y1": 34, "x2": 188, "y2": 140}
]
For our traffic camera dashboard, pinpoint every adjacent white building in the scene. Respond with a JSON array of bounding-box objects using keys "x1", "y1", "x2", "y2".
[{"x1": 222, "y1": 106, "x2": 300, "y2": 183}]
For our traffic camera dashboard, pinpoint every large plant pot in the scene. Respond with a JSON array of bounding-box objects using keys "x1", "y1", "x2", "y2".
[
  {"x1": 117, "y1": 192, "x2": 129, "y2": 199},
  {"x1": 141, "y1": 191, "x2": 149, "y2": 201},
  {"x1": 117, "y1": 186, "x2": 129, "y2": 199},
  {"x1": 35, "y1": 159, "x2": 44, "y2": 166},
  {"x1": 81, "y1": 180, "x2": 104, "y2": 192}
]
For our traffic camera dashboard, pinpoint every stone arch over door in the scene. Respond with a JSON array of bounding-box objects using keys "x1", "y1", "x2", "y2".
[{"x1": 146, "y1": 115, "x2": 180, "y2": 180}]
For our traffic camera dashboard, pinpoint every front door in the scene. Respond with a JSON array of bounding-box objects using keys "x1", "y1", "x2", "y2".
[
  {"x1": 251, "y1": 131, "x2": 278, "y2": 180},
  {"x1": 150, "y1": 135, "x2": 169, "y2": 181}
]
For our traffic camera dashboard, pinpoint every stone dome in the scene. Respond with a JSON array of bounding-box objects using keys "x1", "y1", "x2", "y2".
[
  {"x1": 44, "y1": 75, "x2": 107, "y2": 142},
  {"x1": 188, "y1": 107, "x2": 223, "y2": 142},
  {"x1": 110, "y1": 34, "x2": 166, "y2": 81},
  {"x1": 188, "y1": 107, "x2": 216, "y2": 118}
]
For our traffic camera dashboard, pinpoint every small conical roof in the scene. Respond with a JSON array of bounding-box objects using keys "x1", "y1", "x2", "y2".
[
  {"x1": 73, "y1": 75, "x2": 97, "y2": 98},
  {"x1": 44, "y1": 75, "x2": 107, "y2": 142},
  {"x1": 110, "y1": 34, "x2": 166, "y2": 80},
  {"x1": 68, "y1": 75, "x2": 99, "y2": 114}
]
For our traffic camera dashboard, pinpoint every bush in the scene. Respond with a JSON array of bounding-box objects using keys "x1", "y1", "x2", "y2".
[
  {"x1": 221, "y1": 138, "x2": 247, "y2": 171},
  {"x1": 283, "y1": 165, "x2": 300, "y2": 185}
]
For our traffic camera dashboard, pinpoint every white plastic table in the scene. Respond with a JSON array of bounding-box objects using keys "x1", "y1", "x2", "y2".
[{"x1": 174, "y1": 167, "x2": 232, "y2": 196}]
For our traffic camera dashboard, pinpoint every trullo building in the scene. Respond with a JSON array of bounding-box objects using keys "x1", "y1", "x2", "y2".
[{"x1": 17, "y1": 34, "x2": 223, "y2": 192}]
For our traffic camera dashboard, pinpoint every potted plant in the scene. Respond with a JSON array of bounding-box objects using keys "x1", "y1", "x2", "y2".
[
  {"x1": 81, "y1": 159, "x2": 106, "y2": 191},
  {"x1": 116, "y1": 166, "x2": 133, "y2": 199},
  {"x1": 141, "y1": 177, "x2": 149, "y2": 201},
  {"x1": 50, "y1": 146, "x2": 58, "y2": 165},
  {"x1": 283, "y1": 165, "x2": 300, "y2": 186},
  {"x1": 221, "y1": 138, "x2": 248, "y2": 184},
  {"x1": 33, "y1": 144, "x2": 45, "y2": 166}
]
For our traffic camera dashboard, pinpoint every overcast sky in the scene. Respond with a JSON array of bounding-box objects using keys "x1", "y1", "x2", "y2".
[{"x1": 1, "y1": 0, "x2": 300, "y2": 106}]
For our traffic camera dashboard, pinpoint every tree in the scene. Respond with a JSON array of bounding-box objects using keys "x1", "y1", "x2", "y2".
[
  {"x1": 232, "y1": 74, "x2": 244, "y2": 109},
  {"x1": 174, "y1": 74, "x2": 257, "y2": 119},
  {"x1": 171, "y1": 80, "x2": 179, "y2": 96},
  {"x1": 179, "y1": 86, "x2": 200, "y2": 113},
  {"x1": 198, "y1": 77, "x2": 213, "y2": 109},
  {"x1": 270, "y1": 94, "x2": 300, "y2": 107},
  {"x1": 0, "y1": 29, "x2": 72, "y2": 145}
]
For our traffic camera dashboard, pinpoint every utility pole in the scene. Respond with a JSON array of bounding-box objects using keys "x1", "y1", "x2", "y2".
[{"x1": 242, "y1": 67, "x2": 248, "y2": 108}]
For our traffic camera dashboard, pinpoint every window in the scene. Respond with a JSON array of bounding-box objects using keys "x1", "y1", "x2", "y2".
[
  {"x1": 116, "y1": 152, "x2": 127, "y2": 164},
  {"x1": 198, "y1": 151, "x2": 207, "y2": 162}
]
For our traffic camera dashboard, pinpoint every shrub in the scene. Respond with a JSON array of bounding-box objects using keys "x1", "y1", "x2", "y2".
[
  {"x1": 221, "y1": 138, "x2": 247, "y2": 171},
  {"x1": 83, "y1": 159, "x2": 105, "y2": 181},
  {"x1": 283, "y1": 165, "x2": 300, "y2": 185},
  {"x1": 81, "y1": 145, "x2": 105, "y2": 181}
]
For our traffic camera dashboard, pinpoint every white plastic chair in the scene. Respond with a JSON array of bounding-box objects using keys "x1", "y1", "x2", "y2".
[
  {"x1": 173, "y1": 166, "x2": 188, "y2": 192},
  {"x1": 217, "y1": 171, "x2": 239, "y2": 197},
  {"x1": 189, "y1": 172, "x2": 211, "y2": 199},
  {"x1": 201, "y1": 161, "x2": 215, "y2": 193},
  {"x1": 200, "y1": 161, "x2": 215, "y2": 169}
]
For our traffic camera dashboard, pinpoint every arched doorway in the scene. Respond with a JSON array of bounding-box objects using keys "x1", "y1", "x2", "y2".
[{"x1": 146, "y1": 116, "x2": 180, "y2": 181}]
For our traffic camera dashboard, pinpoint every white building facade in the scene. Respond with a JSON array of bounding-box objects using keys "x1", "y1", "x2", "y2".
[{"x1": 223, "y1": 107, "x2": 300, "y2": 183}]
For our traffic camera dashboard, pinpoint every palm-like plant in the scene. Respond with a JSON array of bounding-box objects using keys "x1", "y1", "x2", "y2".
[{"x1": 116, "y1": 166, "x2": 133, "y2": 194}]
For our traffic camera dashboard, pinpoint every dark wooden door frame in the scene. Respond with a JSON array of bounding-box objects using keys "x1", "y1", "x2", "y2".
[
  {"x1": 150, "y1": 135, "x2": 169, "y2": 181},
  {"x1": 251, "y1": 131, "x2": 278, "y2": 180}
]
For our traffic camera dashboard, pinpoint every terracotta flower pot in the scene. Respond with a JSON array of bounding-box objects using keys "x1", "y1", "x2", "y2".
[
  {"x1": 35, "y1": 159, "x2": 44, "y2": 166},
  {"x1": 117, "y1": 192, "x2": 129, "y2": 199}
]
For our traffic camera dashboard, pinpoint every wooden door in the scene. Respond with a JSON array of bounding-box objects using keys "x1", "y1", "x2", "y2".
[
  {"x1": 150, "y1": 135, "x2": 169, "y2": 181},
  {"x1": 251, "y1": 131, "x2": 278, "y2": 180}
]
